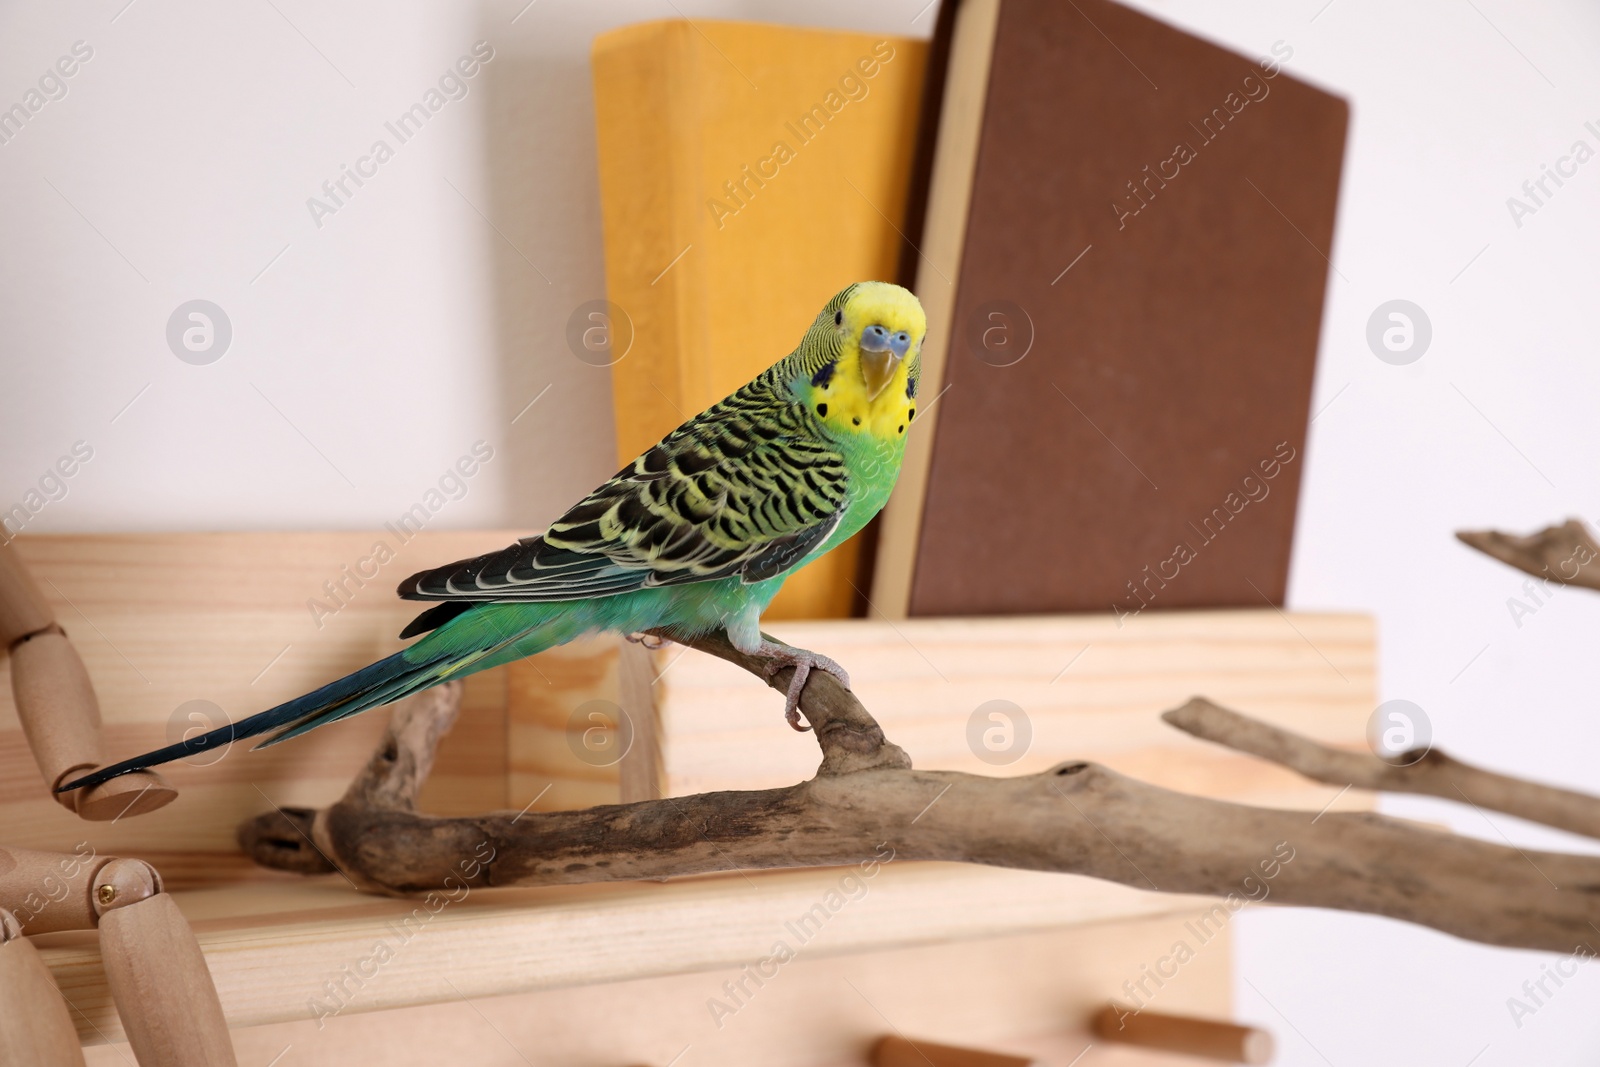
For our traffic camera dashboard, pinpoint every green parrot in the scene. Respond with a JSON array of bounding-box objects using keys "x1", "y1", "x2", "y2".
[{"x1": 61, "y1": 281, "x2": 927, "y2": 793}]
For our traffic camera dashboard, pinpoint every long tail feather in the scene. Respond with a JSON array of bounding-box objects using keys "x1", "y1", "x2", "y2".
[{"x1": 57, "y1": 649, "x2": 446, "y2": 793}]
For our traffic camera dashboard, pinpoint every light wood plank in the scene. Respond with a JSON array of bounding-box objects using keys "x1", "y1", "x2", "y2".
[
  {"x1": 647, "y1": 612, "x2": 1375, "y2": 811},
  {"x1": 85, "y1": 917, "x2": 1228, "y2": 1065},
  {"x1": 171, "y1": 916, "x2": 1231, "y2": 1067},
  {"x1": 505, "y1": 637, "x2": 629, "y2": 813},
  {"x1": 0, "y1": 534, "x2": 537, "y2": 880},
  {"x1": 63, "y1": 885, "x2": 1229, "y2": 1057}
]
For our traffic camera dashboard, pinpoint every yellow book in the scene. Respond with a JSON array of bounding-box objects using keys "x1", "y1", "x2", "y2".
[{"x1": 590, "y1": 19, "x2": 926, "y2": 619}]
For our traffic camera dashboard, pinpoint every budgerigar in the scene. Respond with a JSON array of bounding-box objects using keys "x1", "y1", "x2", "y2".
[{"x1": 61, "y1": 281, "x2": 926, "y2": 793}]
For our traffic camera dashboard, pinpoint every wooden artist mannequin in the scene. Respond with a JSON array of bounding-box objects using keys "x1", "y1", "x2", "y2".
[
  {"x1": 0, "y1": 543, "x2": 236, "y2": 1066},
  {"x1": 0, "y1": 542, "x2": 175, "y2": 819}
]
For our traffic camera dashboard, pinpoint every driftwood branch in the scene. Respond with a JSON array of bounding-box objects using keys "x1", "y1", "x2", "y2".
[
  {"x1": 1457, "y1": 517, "x2": 1600, "y2": 591},
  {"x1": 239, "y1": 633, "x2": 1600, "y2": 953},
  {"x1": 658, "y1": 629, "x2": 913, "y2": 777},
  {"x1": 1166, "y1": 698, "x2": 1600, "y2": 841}
]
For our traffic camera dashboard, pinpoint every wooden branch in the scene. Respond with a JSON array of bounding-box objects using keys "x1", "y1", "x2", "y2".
[
  {"x1": 646, "y1": 628, "x2": 913, "y2": 777},
  {"x1": 238, "y1": 634, "x2": 1600, "y2": 953},
  {"x1": 1164, "y1": 697, "x2": 1600, "y2": 842},
  {"x1": 1456, "y1": 518, "x2": 1600, "y2": 592}
]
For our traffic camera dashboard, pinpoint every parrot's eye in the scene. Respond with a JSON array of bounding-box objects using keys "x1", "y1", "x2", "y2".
[{"x1": 834, "y1": 310, "x2": 843, "y2": 326}]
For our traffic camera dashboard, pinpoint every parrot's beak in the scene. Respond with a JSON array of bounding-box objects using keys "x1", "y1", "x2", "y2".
[
  {"x1": 859, "y1": 324, "x2": 913, "y2": 400},
  {"x1": 859, "y1": 349, "x2": 900, "y2": 400}
]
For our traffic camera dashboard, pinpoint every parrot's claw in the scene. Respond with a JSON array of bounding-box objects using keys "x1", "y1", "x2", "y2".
[
  {"x1": 625, "y1": 632, "x2": 669, "y2": 650},
  {"x1": 755, "y1": 642, "x2": 851, "y2": 732}
]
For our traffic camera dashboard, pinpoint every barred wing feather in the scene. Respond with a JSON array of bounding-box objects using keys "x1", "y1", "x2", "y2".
[{"x1": 397, "y1": 381, "x2": 847, "y2": 605}]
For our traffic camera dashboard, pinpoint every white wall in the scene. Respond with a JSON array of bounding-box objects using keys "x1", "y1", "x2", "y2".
[
  {"x1": 4, "y1": 1, "x2": 1599, "y2": 1063},
  {"x1": 0, "y1": 0, "x2": 939, "y2": 539}
]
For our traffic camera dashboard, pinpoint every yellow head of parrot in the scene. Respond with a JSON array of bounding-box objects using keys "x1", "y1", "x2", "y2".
[
  {"x1": 806, "y1": 281, "x2": 926, "y2": 441},
  {"x1": 843, "y1": 281, "x2": 925, "y2": 399}
]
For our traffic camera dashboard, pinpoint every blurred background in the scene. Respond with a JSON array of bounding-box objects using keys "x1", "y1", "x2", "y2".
[{"x1": 2, "y1": 1, "x2": 1599, "y2": 1063}]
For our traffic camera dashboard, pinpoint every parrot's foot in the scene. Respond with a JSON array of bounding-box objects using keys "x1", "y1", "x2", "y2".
[
  {"x1": 625, "y1": 632, "x2": 670, "y2": 650},
  {"x1": 754, "y1": 641, "x2": 851, "y2": 732}
]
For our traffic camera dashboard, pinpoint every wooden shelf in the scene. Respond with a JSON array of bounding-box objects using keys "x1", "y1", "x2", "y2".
[
  {"x1": 44, "y1": 863, "x2": 1214, "y2": 1045},
  {"x1": 0, "y1": 535, "x2": 1376, "y2": 1062},
  {"x1": 636, "y1": 610, "x2": 1377, "y2": 810},
  {"x1": 69, "y1": 894, "x2": 1238, "y2": 1066}
]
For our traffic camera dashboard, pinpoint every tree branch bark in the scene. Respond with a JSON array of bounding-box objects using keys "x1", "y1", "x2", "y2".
[
  {"x1": 1456, "y1": 518, "x2": 1600, "y2": 591},
  {"x1": 238, "y1": 634, "x2": 1600, "y2": 953},
  {"x1": 1164, "y1": 697, "x2": 1600, "y2": 842}
]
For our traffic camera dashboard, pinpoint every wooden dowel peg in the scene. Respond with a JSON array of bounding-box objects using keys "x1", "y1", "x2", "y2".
[
  {"x1": 1093, "y1": 1005, "x2": 1274, "y2": 1064},
  {"x1": 873, "y1": 1035, "x2": 1038, "y2": 1067},
  {"x1": 0, "y1": 540, "x2": 55, "y2": 648},
  {"x1": 0, "y1": 908, "x2": 88, "y2": 1067},
  {"x1": 96, "y1": 864, "x2": 237, "y2": 1067},
  {"x1": 9, "y1": 629, "x2": 175, "y2": 819}
]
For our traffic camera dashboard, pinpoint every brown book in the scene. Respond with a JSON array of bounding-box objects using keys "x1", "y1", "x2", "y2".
[{"x1": 871, "y1": 0, "x2": 1347, "y2": 620}]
